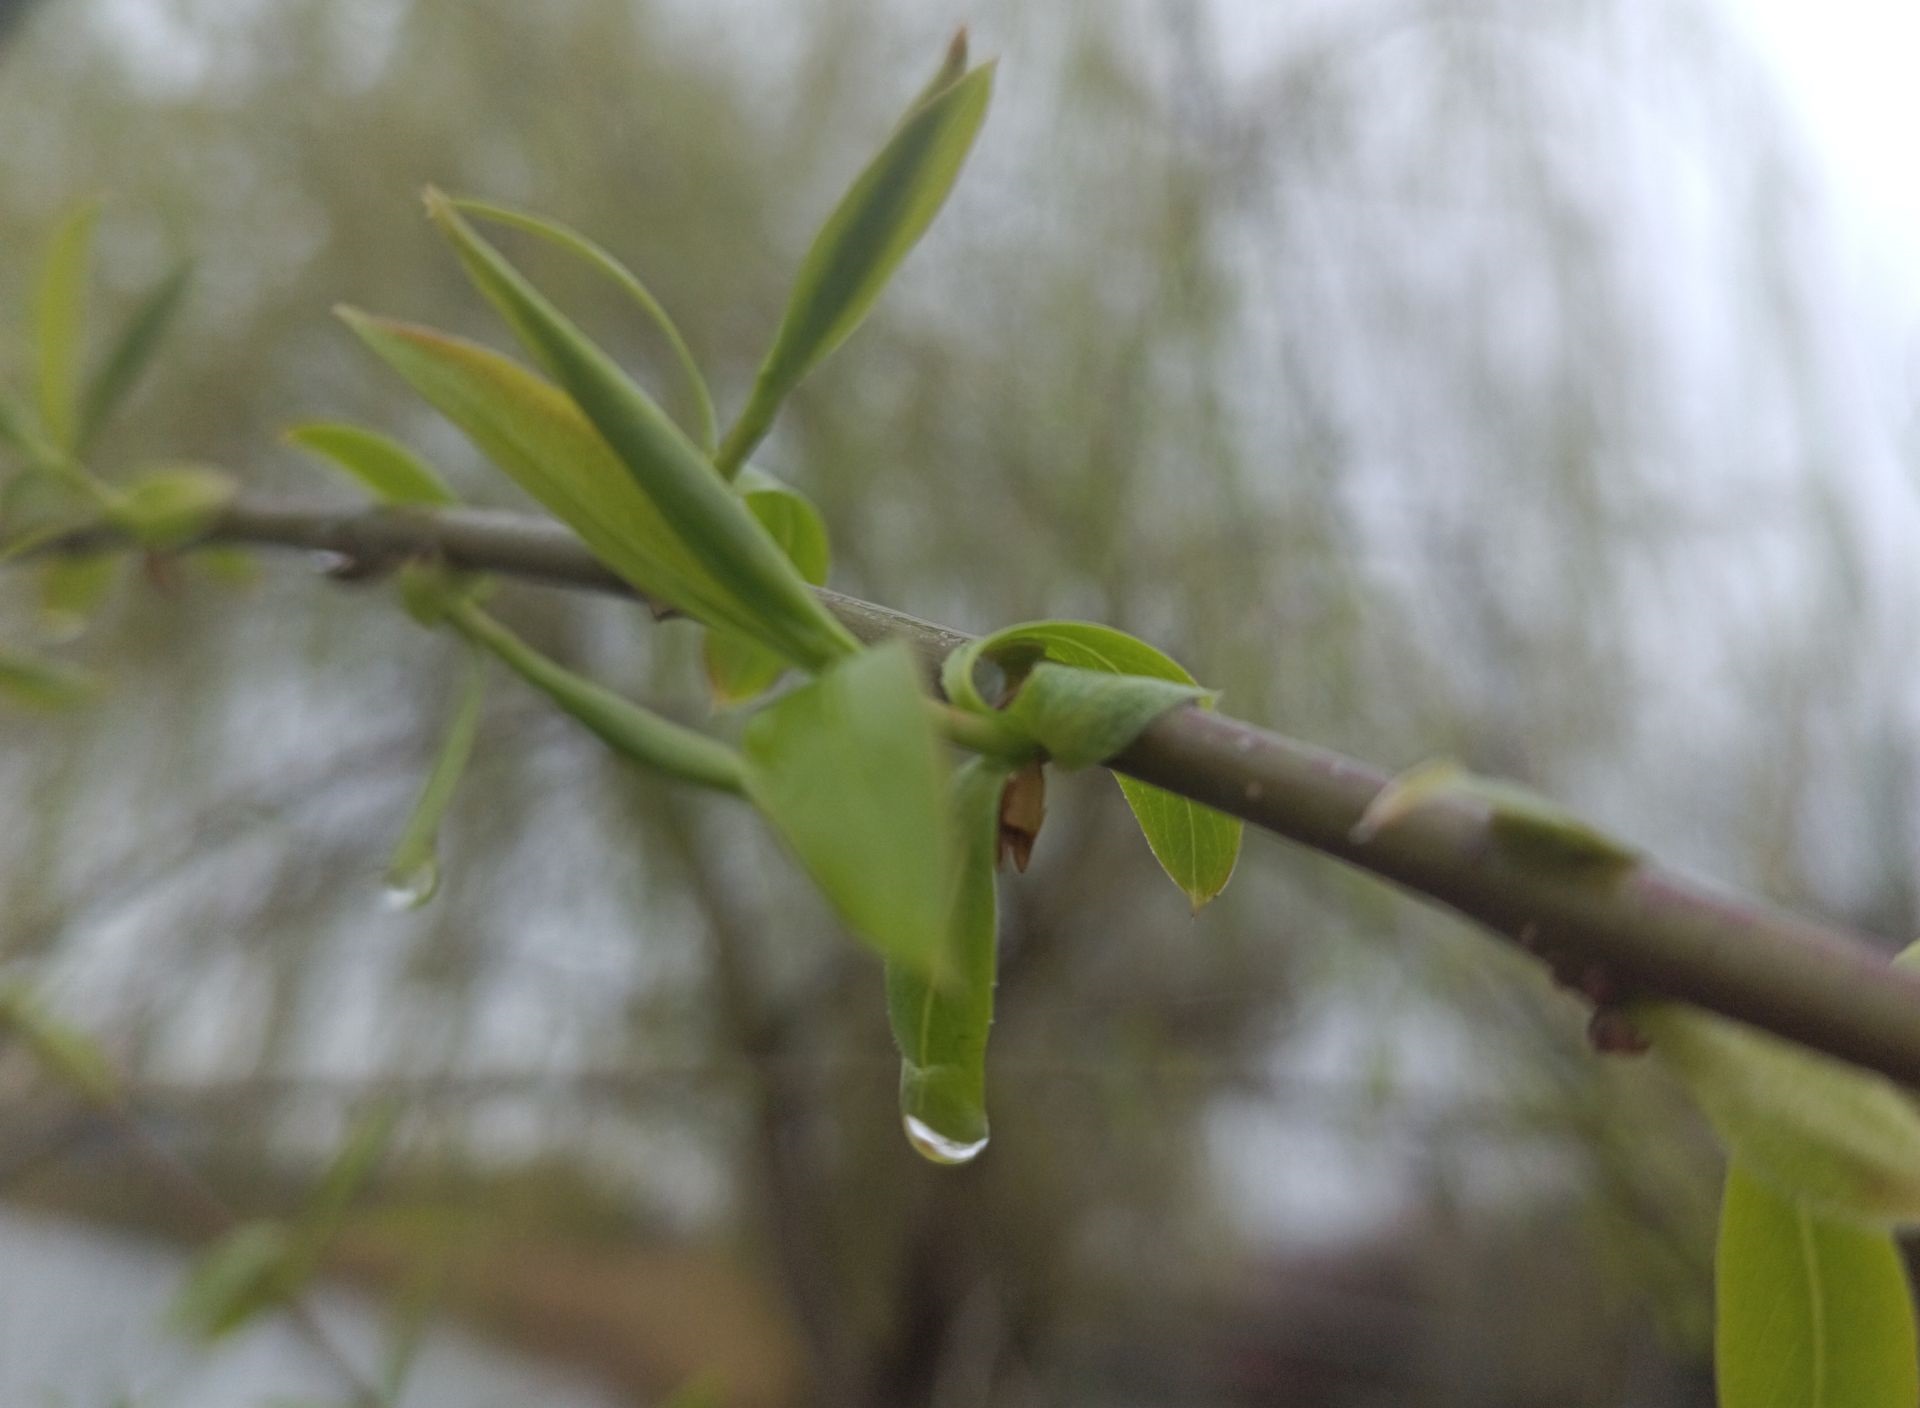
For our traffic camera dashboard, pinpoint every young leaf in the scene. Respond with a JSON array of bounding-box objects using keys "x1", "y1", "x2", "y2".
[
  {"x1": 170, "y1": 1220, "x2": 297, "y2": 1342},
  {"x1": 77, "y1": 259, "x2": 192, "y2": 450},
  {"x1": 420, "y1": 193, "x2": 858, "y2": 670},
  {"x1": 37, "y1": 553, "x2": 120, "y2": 641},
  {"x1": 0, "y1": 983, "x2": 119, "y2": 1104},
  {"x1": 886, "y1": 755, "x2": 1009, "y2": 1164},
  {"x1": 452, "y1": 198, "x2": 717, "y2": 453},
  {"x1": 341, "y1": 312, "x2": 800, "y2": 652},
  {"x1": 1351, "y1": 758, "x2": 1637, "y2": 870},
  {"x1": 384, "y1": 652, "x2": 486, "y2": 909},
  {"x1": 744, "y1": 641, "x2": 954, "y2": 974},
  {"x1": 944, "y1": 621, "x2": 1240, "y2": 908},
  {"x1": 703, "y1": 470, "x2": 832, "y2": 706},
  {"x1": 0, "y1": 649, "x2": 101, "y2": 711},
  {"x1": 106, "y1": 465, "x2": 236, "y2": 549},
  {"x1": 1635, "y1": 1001, "x2": 1920, "y2": 1225},
  {"x1": 448, "y1": 601, "x2": 747, "y2": 794},
  {"x1": 287, "y1": 422, "x2": 458, "y2": 506},
  {"x1": 36, "y1": 201, "x2": 100, "y2": 453},
  {"x1": 714, "y1": 54, "x2": 995, "y2": 477},
  {"x1": 1001, "y1": 661, "x2": 1208, "y2": 770},
  {"x1": 1717, "y1": 1164, "x2": 1918, "y2": 1408}
]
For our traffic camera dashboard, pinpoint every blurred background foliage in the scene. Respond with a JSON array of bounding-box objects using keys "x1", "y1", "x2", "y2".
[{"x1": 0, "y1": 0, "x2": 1912, "y2": 1403}]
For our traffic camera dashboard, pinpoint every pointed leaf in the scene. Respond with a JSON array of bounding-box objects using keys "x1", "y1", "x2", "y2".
[
  {"x1": 36, "y1": 201, "x2": 100, "y2": 453},
  {"x1": 745, "y1": 642, "x2": 953, "y2": 973},
  {"x1": 0, "y1": 984, "x2": 119, "y2": 1104},
  {"x1": 384, "y1": 653, "x2": 485, "y2": 908},
  {"x1": 77, "y1": 259, "x2": 192, "y2": 449},
  {"x1": 421, "y1": 194, "x2": 857, "y2": 669},
  {"x1": 287, "y1": 422, "x2": 457, "y2": 506},
  {"x1": 170, "y1": 1221, "x2": 297, "y2": 1342},
  {"x1": 715, "y1": 57, "x2": 994, "y2": 476},
  {"x1": 107, "y1": 465, "x2": 236, "y2": 549},
  {"x1": 0, "y1": 649, "x2": 101, "y2": 711},
  {"x1": 448, "y1": 602, "x2": 746, "y2": 793},
  {"x1": 704, "y1": 469, "x2": 831, "y2": 706},
  {"x1": 341, "y1": 312, "x2": 795, "y2": 651},
  {"x1": 453, "y1": 198, "x2": 717, "y2": 453},
  {"x1": 300, "y1": 1100, "x2": 399, "y2": 1241},
  {"x1": 1717, "y1": 1164, "x2": 1918, "y2": 1408},
  {"x1": 1637, "y1": 1002, "x2": 1920, "y2": 1225},
  {"x1": 887, "y1": 755, "x2": 1008, "y2": 1163},
  {"x1": 945, "y1": 620, "x2": 1240, "y2": 907}
]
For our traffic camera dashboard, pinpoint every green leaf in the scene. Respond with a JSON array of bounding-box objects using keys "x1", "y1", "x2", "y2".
[
  {"x1": 0, "y1": 386, "x2": 57, "y2": 469},
  {"x1": 1716, "y1": 1163, "x2": 1918, "y2": 1408},
  {"x1": 77, "y1": 259, "x2": 192, "y2": 450},
  {"x1": 887, "y1": 755, "x2": 1009, "y2": 1163},
  {"x1": 448, "y1": 601, "x2": 746, "y2": 793},
  {"x1": 300, "y1": 1100, "x2": 399, "y2": 1242},
  {"x1": 37, "y1": 552, "x2": 119, "y2": 641},
  {"x1": 745, "y1": 642, "x2": 953, "y2": 973},
  {"x1": 0, "y1": 984, "x2": 119, "y2": 1104},
  {"x1": 36, "y1": 201, "x2": 100, "y2": 454},
  {"x1": 420, "y1": 193, "x2": 857, "y2": 671},
  {"x1": 1351, "y1": 758, "x2": 1638, "y2": 870},
  {"x1": 1636, "y1": 1002, "x2": 1920, "y2": 1225},
  {"x1": 0, "y1": 649, "x2": 101, "y2": 711},
  {"x1": 1001, "y1": 662, "x2": 1208, "y2": 770},
  {"x1": 170, "y1": 1220, "x2": 298, "y2": 1342},
  {"x1": 452, "y1": 198, "x2": 718, "y2": 454},
  {"x1": 715, "y1": 53, "x2": 994, "y2": 477},
  {"x1": 384, "y1": 652, "x2": 485, "y2": 908},
  {"x1": 342, "y1": 311, "x2": 798, "y2": 652},
  {"x1": 703, "y1": 469, "x2": 831, "y2": 706},
  {"x1": 107, "y1": 465, "x2": 236, "y2": 550},
  {"x1": 287, "y1": 422, "x2": 458, "y2": 506},
  {"x1": 944, "y1": 621, "x2": 1240, "y2": 907}
]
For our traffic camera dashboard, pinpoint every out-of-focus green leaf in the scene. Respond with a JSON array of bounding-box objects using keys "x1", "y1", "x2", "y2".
[
  {"x1": 0, "y1": 387, "x2": 56, "y2": 469},
  {"x1": 37, "y1": 552, "x2": 119, "y2": 641},
  {"x1": 448, "y1": 601, "x2": 746, "y2": 793},
  {"x1": 170, "y1": 1220, "x2": 297, "y2": 1342},
  {"x1": 703, "y1": 469, "x2": 831, "y2": 706},
  {"x1": 192, "y1": 544, "x2": 261, "y2": 587},
  {"x1": 1716, "y1": 1163, "x2": 1918, "y2": 1408},
  {"x1": 714, "y1": 51, "x2": 994, "y2": 477},
  {"x1": 1636, "y1": 1001, "x2": 1920, "y2": 1225},
  {"x1": 745, "y1": 642, "x2": 953, "y2": 974},
  {"x1": 36, "y1": 201, "x2": 100, "y2": 454},
  {"x1": 419, "y1": 194, "x2": 857, "y2": 670},
  {"x1": 107, "y1": 465, "x2": 236, "y2": 549},
  {"x1": 77, "y1": 259, "x2": 192, "y2": 450},
  {"x1": 0, "y1": 984, "x2": 119, "y2": 1104},
  {"x1": 452, "y1": 198, "x2": 718, "y2": 453},
  {"x1": 384, "y1": 653, "x2": 485, "y2": 909},
  {"x1": 944, "y1": 620, "x2": 1240, "y2": 908},
  {"x1": 287, "y1": 422, "x2": 457, "y2": 506},
  {"x1": 658, "y1": 1370, "x2": 727, "y2": 1408},
  {"x1": 0, "y1": 649, "x2": 101, "y2": 711},
  {"x1": 887, "y1": 755, "x2": 1008, "y2": 1164},
  {"x1": 301, "y1": 1100, "x2": 399, "y2": 1240}
]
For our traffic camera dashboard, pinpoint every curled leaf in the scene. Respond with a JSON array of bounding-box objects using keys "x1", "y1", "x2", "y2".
[
  {"x1": 287, "y1": 422, "x2": 457, "y2": 506},
  {"x1": 448, "y1": 601, "x2": 746, "y2": 794},
  {"x1": 384, "y1": 652, "x2": 486, "y2": 909},
  {"x1": 745, "y1": 642, "x2": 954, "y2": 974},
  {"x1": 944, "y1": 620, "x2": 1239, "y2": 908},
  {"x1": 714, "y1": 48, "x2": 994, "y2": 476},
  {"x1": 421, "y1": 193, "x2": 857, "y2": 670},
  {"x1": 887, "y1": 755, "x2": 1009, "y2": 1164},
  {"x1": 453, "y1": 198, "x2": 717, "y2": 453}
]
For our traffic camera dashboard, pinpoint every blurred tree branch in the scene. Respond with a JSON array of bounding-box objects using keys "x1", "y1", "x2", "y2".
[{"x1": 29, "y1": 498, "x2": 1920, "y2": 1091}]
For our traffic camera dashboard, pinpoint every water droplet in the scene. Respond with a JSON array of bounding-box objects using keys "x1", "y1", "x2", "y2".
[
  {"x1": 903, "y1": 1114, "x2": 988, "y2": 1166},
  {"x1": 382, "y1": 856, "x2": 440, "y2": 911}
]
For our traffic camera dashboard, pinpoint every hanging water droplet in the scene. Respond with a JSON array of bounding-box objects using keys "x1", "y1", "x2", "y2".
[
  {"x1": 381, "y1": 855, "x2": 440, "y2": 911},
  {"x1": 903, "y1": 1114, "x2": 989, "y2": 1166}
]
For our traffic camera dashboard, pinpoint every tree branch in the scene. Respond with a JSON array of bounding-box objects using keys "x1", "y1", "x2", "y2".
[{"x1": 31, "y1": 500, "x2": 1920, "y2": 1085}]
